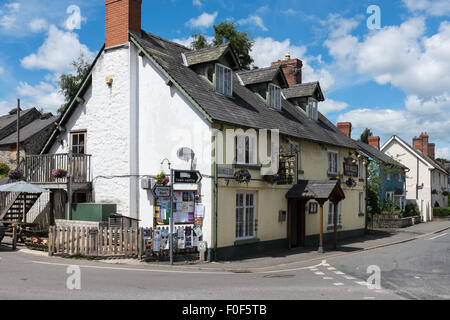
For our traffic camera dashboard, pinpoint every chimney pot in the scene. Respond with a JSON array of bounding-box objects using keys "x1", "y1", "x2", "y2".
[
  {"x1": 271, "y1": 56, "x2": 303, "y2": 86},
  {"x1": 368, "y1": 136, "x2": 380, "y2": 150},
  {"x1": 105, "y1": 0, "x2": 142, "y2": 48}
]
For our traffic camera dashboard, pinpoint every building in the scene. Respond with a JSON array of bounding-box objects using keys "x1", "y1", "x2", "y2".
[
  {"x1": 0, "y1": 107, "x2": 58, "y2": 170},
  {"x1": 12, "y1": 0, "x2": 368, "y2": 260},
  {"x1": 381, "y1": 134, "x2": 449, "y2": 221}
]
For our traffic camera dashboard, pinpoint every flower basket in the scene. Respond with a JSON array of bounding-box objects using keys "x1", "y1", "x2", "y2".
[
  {"x1": 52, "y1": 168, "x2": 68, "y2": 179},
  {"x1": 8, "y1": 169, "x2": 23, "y2": 180},
  {"x1": 156, "y1": 172, "x2": 170, "y2": 185},
  {"x1": 234, "y1": 169, "x2": 251, "y2": 183}
]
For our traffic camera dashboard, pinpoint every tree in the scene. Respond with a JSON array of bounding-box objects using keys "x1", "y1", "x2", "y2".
[
  {"x1": 57, "y1": 54, "x2": 91, "y2": 114},
  {"x1": 360, "y1": 128, "x2": 373, "y2": 144},
  {"x1": 191, "y1": 33, "x2": 210, "y2": 50},
  {"x1": 190, "y1": 21, "x2": 255, "y2": 70}
]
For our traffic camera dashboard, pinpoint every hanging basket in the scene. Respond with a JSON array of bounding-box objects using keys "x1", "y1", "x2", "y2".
[
  {"x1": 52, "y1": 168, "x2": 68, "y2": 179},
  {"x1": 8, "y1": 169, "x2": 23, "y2": 181},
  {"x1": 234, "y1": 169, "x2": 251, "y2": 183}
]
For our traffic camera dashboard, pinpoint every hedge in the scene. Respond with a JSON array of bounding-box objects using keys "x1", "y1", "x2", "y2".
[{"x1": 433, "y1": 207, "x2": 450, "y2": 217}]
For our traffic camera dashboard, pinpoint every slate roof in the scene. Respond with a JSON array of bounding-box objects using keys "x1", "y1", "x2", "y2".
[
  {"x1": 0, "y1": 108, "x2": 37, "y2": 132},
  {"x1": 286, "y1": 180, "x2": 346, "y2": 201},
  {"x1": 184, "y1": 43, "x2": 230, "y2": 66},
  {"x1": 0, "y1": 115, "x2": 58, "y2": 145},
  {"x1": 282, "y1": 82, "x2": 325, "y2": 101},
  {"x1": 355, "y1": 140, "x2": 408, "y2": 170},
  {"x1": 237, "y1": 66, "x2": 286, "y2": 87}
]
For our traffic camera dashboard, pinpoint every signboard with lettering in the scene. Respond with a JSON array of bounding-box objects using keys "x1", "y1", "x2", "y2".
[
  {"x1": 343, "y1": 158, "x2": 359, "y2": 177},
  {"x1": 152, "y1": 185, "x2": 172, "y2": 198},
  {"x1": 174, "y1": 170, "x2": 202, "y2": 184}
]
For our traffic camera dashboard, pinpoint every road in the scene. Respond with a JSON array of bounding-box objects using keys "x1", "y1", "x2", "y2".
[{"x1": 0, "y1": 229, "x2": 448, "y2": 300}]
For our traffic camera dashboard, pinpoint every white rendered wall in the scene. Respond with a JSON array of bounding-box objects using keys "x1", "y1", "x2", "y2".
[
  {"x1": 51, "y1": 46, "x2": 131, "y2": 216},
  {"x1": 383, "y1": 140, "x2": 432, "y2": 221},
  {"x1": 136, "y1": 53, "x2": 213, "y2": 244}
]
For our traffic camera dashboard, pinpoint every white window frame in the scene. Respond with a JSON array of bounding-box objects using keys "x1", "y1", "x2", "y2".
[
  {"x1": 328, "y1": 151, "x2": 339, "y2": 175},
  {"x1": 386, "y1": 191, "x2": 394, "y2": 201},
  {"x1": 268, "y1": 83, "x2": 282, "y2": 110},
  {"x1": 236, "y1": 191, "x2": 257, "y2": 240},
  {"x1": 235, "y1": 134, "x2": 257, "y2": 165},
  {"x1": 215, "y1": 63, "x2": 233, "y2": 97},
  {"x1": 328, "y1": 202, "x2": 341, "y2": 227},
  {"x1": 386, "y1": 173, "x2": 391, "y2": 181},
  {"x1": 359, "y1": 192, "x2": 363, "y2": 213},
  {"x1": 307, "y1": 97, "x2": 318, "y2": 121},
  {"x1": 398, "y1": 173, "x2": 402, "y2": 183}
]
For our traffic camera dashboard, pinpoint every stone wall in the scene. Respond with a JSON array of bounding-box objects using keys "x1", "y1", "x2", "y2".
[{"x1": 372, "y1": 216, "x2": 421, "y2": 228}]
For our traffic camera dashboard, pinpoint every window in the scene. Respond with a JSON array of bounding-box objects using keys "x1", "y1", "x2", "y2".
[
  {"x1": 268, "y1": 83, "x2": 282, "y2": 110},
  {"x1": 328, "y1": 202, "x2": 341, "y2": 226},
  {"x1": 307, "y1": 98, "x2": 318, "y2": 121},
  {"x1": 328, "y1": 151, "x2": 339, "y2": 175},
  {"x1": 236, "y1": 191, "x2": 256, "y2": 240},
  {"x1": 386, "y1": 173, "x2": 391, "y2": 181},
  {"x1": 386, "y1": 191, "x2": 394, "y2": 200},
  {"x1": 398, "y1": 173, "x2": 402, "y2": 183},
  {"x1": 309, "y1": 202, "x2": 318, "y2": 214},
  {"x1": 215, "y1": 63, "x2": 232, "y2": 96},
  {"x1": 235, "y1": 134, "x2": 257, "y2": 165},
  {"x1": 70, "y1": 131, "x2": 86, "y2": 154},
  {"x1": 359, "y1": 192, "x2": 364, "y2": 213}
]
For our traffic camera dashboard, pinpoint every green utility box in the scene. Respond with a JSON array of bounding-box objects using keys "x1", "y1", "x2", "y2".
[{"x1": 66, "y1": 203, "x2": 117, "y2": 222}]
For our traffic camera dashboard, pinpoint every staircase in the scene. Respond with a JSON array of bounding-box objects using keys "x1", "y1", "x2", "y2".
[{"x1": 0, "y1": 192, "x2": 41, "y2": 222}]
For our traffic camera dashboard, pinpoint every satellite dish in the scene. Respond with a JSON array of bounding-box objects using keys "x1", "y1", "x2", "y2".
[{"x1": 177, "y1": 147, "x2": 195, "y2": 162}]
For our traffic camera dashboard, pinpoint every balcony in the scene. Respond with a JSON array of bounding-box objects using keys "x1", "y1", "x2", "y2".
[{"x1": 23, "y1": 153, "x2": 92, "y2": 188}]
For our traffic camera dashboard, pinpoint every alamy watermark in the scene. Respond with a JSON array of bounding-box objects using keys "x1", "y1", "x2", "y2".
[
  {"x1": 66, "y1": 265, "x2": 81, "y2": 290},
  {"x1": 366, "y1": 265, "x2": 381, "y2": 289},
  {"x1": 367, "y1": 5, "x2": 381, "y2": 30}
]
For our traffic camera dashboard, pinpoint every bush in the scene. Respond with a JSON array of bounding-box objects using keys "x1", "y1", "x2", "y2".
[
  {"x1": 0, "y1": 162, "x2": 10, "y2": 178},
  {"x1": 433, "y1": 207, "x2": 450, "y2": 217},
  {"x1": 404, "y1": 203, "x2": 419, "y2": 217}
]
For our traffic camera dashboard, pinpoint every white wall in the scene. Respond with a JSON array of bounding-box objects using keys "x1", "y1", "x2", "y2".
[
  {"x1": 383, "y1": 140, "x2": 434, "y2": 221},
  {"x1": 51, "y1": 45, "x2": 132, "y2": 216},
  {"x1": 136, "y1": 53, "x2": 213, "y2": 243}
]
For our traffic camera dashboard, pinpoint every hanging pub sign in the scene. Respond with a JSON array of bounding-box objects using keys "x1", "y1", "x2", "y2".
[{"x1": 343, "y1": 157, "x2": 359, "y2": 177}]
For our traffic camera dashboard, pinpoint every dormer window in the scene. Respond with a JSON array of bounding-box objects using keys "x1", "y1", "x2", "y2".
[
  {"x1": 308, "y1": 97, "x2": 318, "y2": 121},
  {"x1": 215, "y1": 63, "x2": 232, "y2": 96},
  {"x1": 268, "y1": 83, "x2": 282, "y2": 110}
]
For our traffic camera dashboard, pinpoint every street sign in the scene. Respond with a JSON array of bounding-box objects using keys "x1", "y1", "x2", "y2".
[
  {"x1": 174, "y1": 170, "x2": 202, "y2": 184},
  {"x1": 152, "y1": 185, "x2": 171, "y2": 198}
]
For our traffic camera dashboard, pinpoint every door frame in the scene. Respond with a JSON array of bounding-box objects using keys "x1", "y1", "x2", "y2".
[{"x1": 287, "y1": 199, "x2": 306, "y2": 248}]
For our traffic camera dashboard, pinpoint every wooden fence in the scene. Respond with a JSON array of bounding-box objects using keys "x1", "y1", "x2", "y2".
[
  {"x1": 48, "y1": 225, "x2": 201, "y2": 258},
  {"x1": 48, "y1": 226, "x2": 141, "y2": 257}
]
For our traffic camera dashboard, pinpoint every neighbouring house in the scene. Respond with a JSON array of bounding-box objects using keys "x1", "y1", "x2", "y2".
[
  {"x1": 8, "y1": 0, "x2": 369, "y2": 259},
  {"x1": 381, "y1": 134, "x2": 449, "y2": 221},
  {"x1": 0, "y1": 107, "x2": 58, "y2": 171}
]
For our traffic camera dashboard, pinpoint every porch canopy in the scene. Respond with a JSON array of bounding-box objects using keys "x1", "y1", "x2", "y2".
[
  {"x1": 286, "y1": 180, "x2": 345, "y2": 253},
  {"x1": 286, "y1": 180, "x2": 345, "y2": 204},
  {"x1": 0, "y1": 181, "x2": 50, "y2": 193}
]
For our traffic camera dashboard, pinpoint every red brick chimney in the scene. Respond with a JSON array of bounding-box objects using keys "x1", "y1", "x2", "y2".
[
  {"x1": 337, "y1": 122, "x2": 352, "y2": 138},
  {"x1": 105, "y1": 0, "x2": 142, "y2": 48},
  {"x1": 428, "y1": 143, "x2": 435, "y2": 160},
  {"x1": 271, "y1": 53, "x2": 303, "y2": 86},
  {"x1": 368, "y1": 136, "x2": 380, "y2": 150},
  {"x1": 413, "y1": 132, "x2": 431, "y2": 157}
]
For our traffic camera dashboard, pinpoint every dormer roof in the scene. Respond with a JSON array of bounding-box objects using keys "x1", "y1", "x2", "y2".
[
  {"x1": 237, "y1": 66, "x2": 289, "y2": 88},
  {"x1": 183, "y1": 42, "x2": 240, "y2": 70},
  {"x1": 282, "y1": 82, "x2": 325, "y2": 101}
]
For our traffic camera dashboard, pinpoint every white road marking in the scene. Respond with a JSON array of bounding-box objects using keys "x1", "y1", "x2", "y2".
[
  {"x1": 364, "y1": 297, "x2": 376, "y2": 300},
  {"x1": 356, "y1": 281, "x2": 367, "y2": 286},
  {"x1": 314, "y1": 272, "x2": 325, "y2": 275},
  {"x1": 344, "y1": 276, "x2": 356, "y2": 280},
  {"x1": 334, "y1": 271, "x2": 345, "y2": 275},
  {"x1": 327, "y1": 267, "x2": 336, "y2": 270},
  {"x1": 323, "y1": 277, "x2": 333, "y2": 280},
  {"x1": 333, "y1": 282, "x2": 344, "y2": 286},
  {"x1": 310, "y1": 268, "x2": 318, "y2": 271},
  {"x1": 427, "y1": 233, "x2": 447, "y2": 240}
]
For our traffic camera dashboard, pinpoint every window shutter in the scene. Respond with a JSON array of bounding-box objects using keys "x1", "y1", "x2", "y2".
[{"x1": 249, "y1": 136, "x2": 257, "y2": 165}]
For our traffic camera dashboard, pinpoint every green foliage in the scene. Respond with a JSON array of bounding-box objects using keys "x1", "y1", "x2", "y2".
[
  {"x1": 0, "y1": 162, "x2": 10, "y2": 178},
  {"x1": 360, "y1": 128, "x2": 373, "y2": 144},
  {"x1": 190, "y1": 21, "x2": 255, "y2": 70},
  {"x1": 433, "y1": 207, "x2": 450, "y2": 216},
  {"x1": 405, "y1": 203, "x2": 419, "y2": 217},
  {"x1": 57, "y1": 54, "x2": 92, "y2": 114},
  {"x1": 191, "y1": 33, "x2": 210, "y2": 50}
]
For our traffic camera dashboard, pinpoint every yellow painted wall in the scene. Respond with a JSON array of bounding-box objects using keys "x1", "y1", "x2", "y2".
[{"x1": 212, "y1": 125, "x2": 367, "y2": 249}]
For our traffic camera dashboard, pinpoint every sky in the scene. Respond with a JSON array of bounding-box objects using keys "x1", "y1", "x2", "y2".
[{"x1": 0, "y1": 0, "x2": 449, "y2": 159}]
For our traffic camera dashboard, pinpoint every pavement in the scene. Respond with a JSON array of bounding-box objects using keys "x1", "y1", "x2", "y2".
[{"x1": 0, "y1": 220, "x2": 448, "y2": 300}]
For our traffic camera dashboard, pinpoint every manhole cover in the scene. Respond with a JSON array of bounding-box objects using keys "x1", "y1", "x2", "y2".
[{"x1": 263, "y1": 274, "x2": 295, "y2": 278}]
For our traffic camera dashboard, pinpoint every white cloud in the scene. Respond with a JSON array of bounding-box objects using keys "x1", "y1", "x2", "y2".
[
  {"x1": 16, "y1": 81, "x2": 64, "y2": 112},
  {"x1": 402, "y1": 0, "x2": 450, "y2": 16},
  {"x1": 436, "y1": 147, "x2": 450, "y2": 160},
  {"x1": 0, "y1": 2, "x2": 20, "y2": 30},
  {"x1": 281, "y1": 9, "x2": 298, "y2": 16},
  {"x1": 186, "y1": 11, "x2": 218, "y2": 29},
  {"x1": 319, "y1": 99, "x2": 349, "y2": 115},
  {"x1": 237, "y1": 15, "x2": 268, "y2": 31},
  {"x1": 251, "y1": 37, "x2": 335, "y2": 92},
  {"x1": 29, "y1": 18, "x2": 48, "y2": 33},
  {"x1": 0, "y1": 65, "x2": 4, "y2": 74},
  {"x1": 192, "y1": 0, "x2": 202, "y2": 7},
  {"x1": 21, "y1": 25, "x2": 94, "y2": 73}
]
